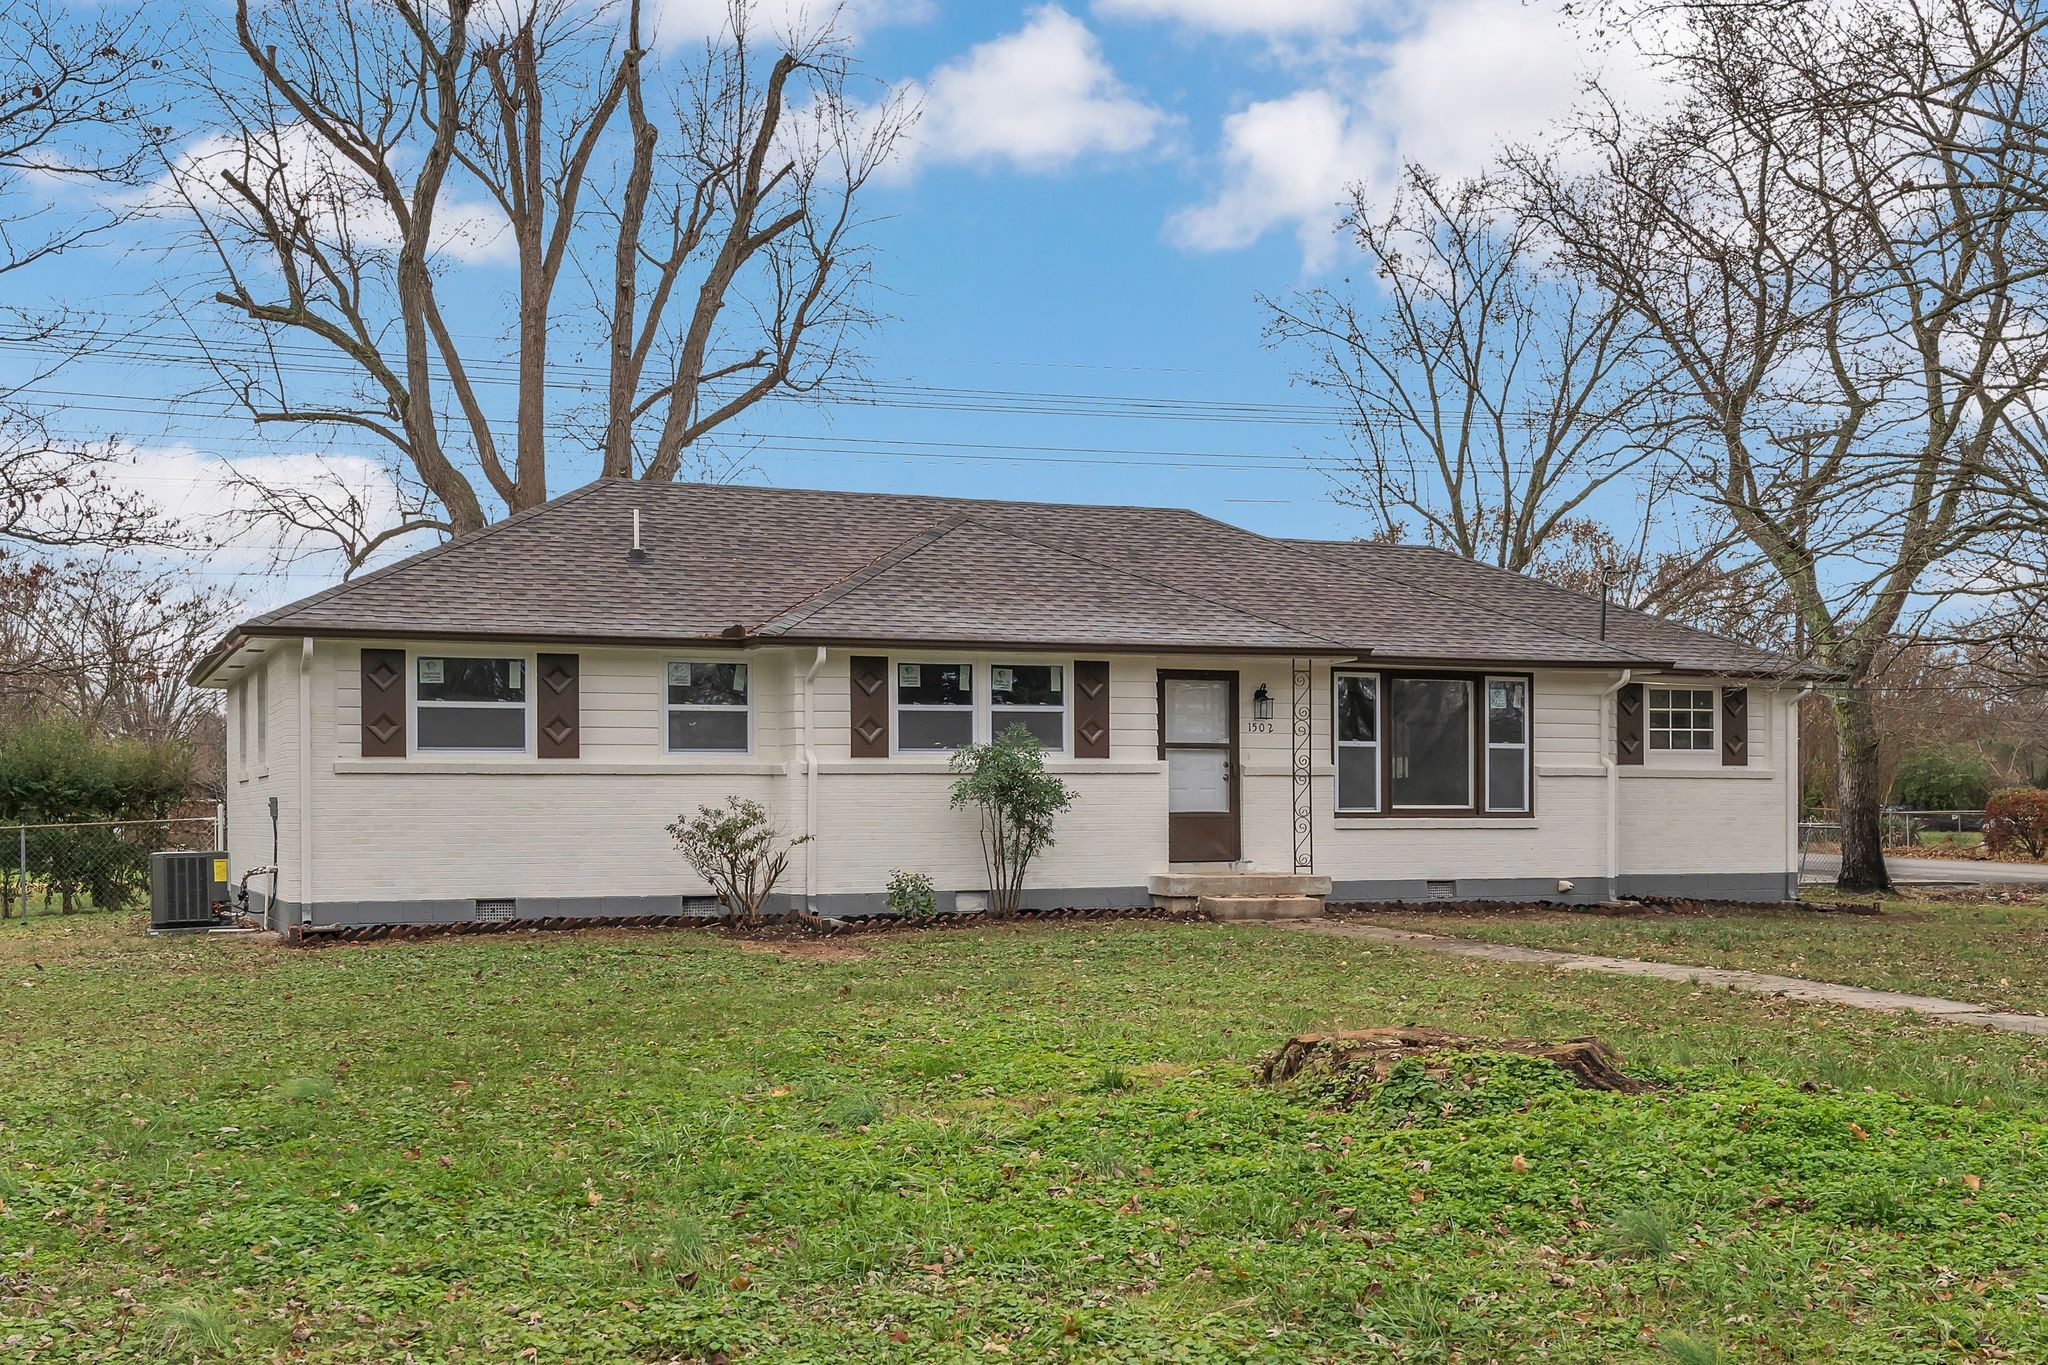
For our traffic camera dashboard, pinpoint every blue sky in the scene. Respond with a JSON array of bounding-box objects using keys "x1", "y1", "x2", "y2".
[{"x1": 8, "y1": 0, "x2": 1646, "y2": 605}]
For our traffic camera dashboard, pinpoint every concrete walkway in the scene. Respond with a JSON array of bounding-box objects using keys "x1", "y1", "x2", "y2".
[{"x1": 1280, "y1": 920, "x2": 2048, "y2": 1037}]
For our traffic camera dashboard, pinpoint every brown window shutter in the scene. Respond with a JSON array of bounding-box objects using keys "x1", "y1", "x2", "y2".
[
  {"x1": 537, "y1": 653, "x2": 580, "y2": 759},
  {"x1": 850, "y1": 655, "x2": 889, "y2": 757},
  {"x1": 361, "y1": 648, "x2": 407, "y2": 757},
  {"x1": 1721, "y1": 686, "x2": 1749, "y2": 766},
  {"x1": 1074, "y1": 661, "x2": 1111, "y2": 758},
  {"x1": 1615, "y1": 682, "x2": 1645, "y2": 766}
]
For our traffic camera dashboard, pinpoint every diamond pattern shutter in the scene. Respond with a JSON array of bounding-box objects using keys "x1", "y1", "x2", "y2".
[
  {"x1": 1721, "y1": 685, "x2": 1748, "y2": 766},
  {"x1": 537, "y1": 653, "x2": 580, "y2": 759},
  {"x1": 361, "y1": 648, "x2": 407, "y2": 757},
  {"x1": 1616, "y1": 682, "x2": 1645, "y2": 766},
  {"x1": 1074, "y1": 660, "x2": 1111, "y2": 758},
  {"x1": 850, "y1": 655, "x2": 889, "y2": 757}
]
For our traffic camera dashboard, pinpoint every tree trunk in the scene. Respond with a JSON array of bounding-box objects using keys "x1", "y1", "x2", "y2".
[{"x1": 1832, "y1": 685, "x2": 1891, "y2": 893}]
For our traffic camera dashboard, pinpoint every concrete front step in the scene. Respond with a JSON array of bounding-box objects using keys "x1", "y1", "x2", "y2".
[
  {"x1": 1150, "y1": 873, "x2": 1332, "y2": 899},
  {"x1": 1198, "y1": 894, "x2": 1325, "y2": 922},
  {"x1": 1152, "y1": 872, "x2": 1331, "y2": 916}
]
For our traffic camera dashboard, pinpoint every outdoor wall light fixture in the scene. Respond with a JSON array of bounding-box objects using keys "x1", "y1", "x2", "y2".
[{"x1": 1252, "y1": 684, "x2": 1274, "y2": 721}]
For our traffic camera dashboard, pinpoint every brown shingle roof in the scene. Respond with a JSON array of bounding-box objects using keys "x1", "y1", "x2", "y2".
[{"x1": 197, "y1": 480, "x2": 1818, "y2": 679}]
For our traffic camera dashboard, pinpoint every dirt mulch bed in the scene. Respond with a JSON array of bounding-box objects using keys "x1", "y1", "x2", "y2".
[
  {"x1": 1328, "y1": 895, "x2": 1881, "y2": 920},
  {"x1": 1886, "y1": 844, "x2": 2048, "y2": 866},
  {"x1": 293, "y1": 903, "x2": 1192, "y2": 946}
]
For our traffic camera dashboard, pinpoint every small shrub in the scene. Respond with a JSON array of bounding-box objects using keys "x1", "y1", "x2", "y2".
[
  {"x1": 948, "y1": 725, "x2": 1076, "y2": 918},
  {"x1": 668, "y1": 796, "x2": 812, "y2": 924},
  {"x1": 1089, "y1": 1065, "x2": 1132, "y2": 1093},
  {"x1": 885, "y1": 868, "x2": 938, "y2": 920},
  {"x1": 1983, "y1": 787, "x2": 2048, "y2": 859},
  {"x1": 1661, "y1": 1332, "x2": 1725, "y2": 1365},
  {"x1": 161, "y1": 1298, "x2": 233, "y2": 1353}
]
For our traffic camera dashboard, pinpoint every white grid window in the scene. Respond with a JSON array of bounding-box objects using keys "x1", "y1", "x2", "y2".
[
  {"x1": 895, "y1": 662, "x2": 974, "y2": 752},
  {"x1": 1649, "y1": 686, "x2": 1715, "y2": 752},
  {"x1": 255, "y1": 663, "x2": 268, "y2": 762},
  {"x1": 1333, "y1": 671, "x2": 1380, "y2": 813},
  {"x1": 416, "y1": 656, "x2": 528, "y2": 752},
  {"x1": 1485, "y1": 676, "x2": 1529, "y2": 812},
  {"x1": 666, "y1": 661, "x2": 750, "y2": 753},
  {"x1": 236, "y1": 680, "x2": 248, "y2": 770},
  {"x1": 991, "y1": 663, "x2": 1065, "y2": 752}
]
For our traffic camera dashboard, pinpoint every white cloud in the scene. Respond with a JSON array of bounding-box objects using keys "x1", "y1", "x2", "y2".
[
  {"x1": 645, "y1": 0, "x2": 934, "y2": 46},
  {"x1": 150, "y1": 123, "x2": 514, "y2": 269},
  {"x1": 897, "y1": 6, "x2": 1167, "y2": 176},
  {"x1": 1094, "y1": 0, "x2": 1377, "y2": 37},
  {"x1": 1164, "y1": 90, "x2": 1364, "y2": 267},
  {"x1": 1168, "y1": 0, "x2": 1663, "y2": 266}
]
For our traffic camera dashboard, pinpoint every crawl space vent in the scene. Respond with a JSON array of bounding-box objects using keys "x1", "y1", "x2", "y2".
[
  {"x1": 1424, "y1": 880, "x2": 1457, "y2": 901},
  {"x1": 474, "y1": 898, "x2": 517, "y2": 923}
]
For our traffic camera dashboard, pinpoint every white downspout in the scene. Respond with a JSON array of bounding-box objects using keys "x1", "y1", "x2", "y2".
[
  {"x1": 298, "y1": 636, "x2": 316, "y2": 930},
  {"x1": 1599, "y1": 669, "x2": 1633, "y2": 900},
  {"x1": 801, "y1": 646, "x2": 827, "y2": 911}
]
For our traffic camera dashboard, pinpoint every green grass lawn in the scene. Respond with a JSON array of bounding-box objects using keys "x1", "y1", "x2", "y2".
[
  {"x1": 4, "y1": 915, "x2": 2047, "y2": 1362},
  {"x1": 1356, "y1": 895, "x2": 2048, "y2": 1017}
]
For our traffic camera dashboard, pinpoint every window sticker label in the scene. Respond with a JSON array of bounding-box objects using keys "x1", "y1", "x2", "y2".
[
  {"x1": 419, "y1": 659, "x2": 443, "y2": 684},
  {"x1": 992, "y1": 666, "x2": 1014, "y2": 690},
  {"x1": 669, "y1": 662, "x2": 692, "y2": 686},
  {"x1": 899, "y1": 663, "x2": 920, "y2": 687}
]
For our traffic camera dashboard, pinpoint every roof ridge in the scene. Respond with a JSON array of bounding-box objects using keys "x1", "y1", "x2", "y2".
[
  {"x1": 1299, "y1": 538, "x2": 1802, "y2": 667},
  {"x1": 976, "y1": 511, "x2": 1356, "y2": 651},
  {"x1": 1279, "y1": 537, "x2": 1674, "y2": 667},
  {"x1": 250, "y1": 480, "x2": 613, "y2": 628},
  {"x1": 753, "y1": 512, "x2": 975, "y2": 636}
]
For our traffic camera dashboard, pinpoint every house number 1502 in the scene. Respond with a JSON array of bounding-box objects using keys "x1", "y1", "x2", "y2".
[{"x1": 1246, "y1": 721, "x2": 1276, "y2": 734}]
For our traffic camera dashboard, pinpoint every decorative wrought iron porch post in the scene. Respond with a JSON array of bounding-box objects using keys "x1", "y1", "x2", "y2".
[{"x1": 1291, "y1": 658, "x2": 1314, "y2": 874}]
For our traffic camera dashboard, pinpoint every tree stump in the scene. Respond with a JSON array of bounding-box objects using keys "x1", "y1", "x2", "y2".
[{"x1": 1258, "y1": 1026, "x2": 1651, "y2": 1094}]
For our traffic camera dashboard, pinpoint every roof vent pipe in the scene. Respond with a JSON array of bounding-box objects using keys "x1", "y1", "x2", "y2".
[{"x1": 628, "y1": 508, "x2": 647, "y2": 564}]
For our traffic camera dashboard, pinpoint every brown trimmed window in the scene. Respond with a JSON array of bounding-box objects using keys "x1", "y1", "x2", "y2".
[
  {"x1": 666, "y1": 661, "x2": 750, "y2": 753},
  {"x1": 1335, "y1": 670, "x2": 1534, "y2": 817},
  {"x1": 416, "y1": 656, "x2": 527, "y2": 752}
]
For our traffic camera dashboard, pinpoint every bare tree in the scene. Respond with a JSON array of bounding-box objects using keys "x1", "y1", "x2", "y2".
[
  {"x1": 169, "y1": 0, "x2": 913, "y2": 546},
  {"x1": 1266, "y1": 168, "x2": 1678, "y2": 574},
  {"x1": 1, "y1": 3, "x2": 172, "y2": 556},
  {"x1": 1510, "y1": 0, "x2": 2048, "y2": 890}
]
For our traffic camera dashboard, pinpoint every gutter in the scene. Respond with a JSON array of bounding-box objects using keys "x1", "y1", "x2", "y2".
[
  {"x1": 298, "y1": 637, "x2": 316, "y2": 932},
  {"x1": 800, "y1": 645, "x2": 827, "y2": 911},
  {"x1": 1599, "y1": 668, "x2": 1633, "y2": 896}
]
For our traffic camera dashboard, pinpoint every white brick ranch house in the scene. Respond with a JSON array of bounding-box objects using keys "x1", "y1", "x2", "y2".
[{"x1": 189, "y1": 481, "x2": 1822, "y2": 932}]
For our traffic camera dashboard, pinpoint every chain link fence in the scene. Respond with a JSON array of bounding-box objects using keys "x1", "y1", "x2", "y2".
[
  {"x1": 1, "y1": 813, "x2": 223, "y2": 922},
  {"x1": 1798, "y1": 821, "x2": 1842, "y2": 883}
]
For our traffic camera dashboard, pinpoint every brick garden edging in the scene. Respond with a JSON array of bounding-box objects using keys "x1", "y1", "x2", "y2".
[{"x1": 293, "y1": 902, "x2": 1191, "y2": 945}]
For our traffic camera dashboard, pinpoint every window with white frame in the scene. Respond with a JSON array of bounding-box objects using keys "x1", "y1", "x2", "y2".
[
  {"x1": 416, "y1": 656, "x2": 527, "y2": 751},
  {"x1": 1333, "y1": 671, "x2": 1379, "y2": 812},
  {"x1": 991, "y1": 663, "x2": 1065, "y2": 750},
  {"x1": 255, "y1": 661, "x2": 268, "y2": 763},
  {"x1": 895, "y1": 662, "x2": 973, "y2": 751},
  {"x1": 666, "y1": 661, "x2": 750, "y2": 752},
  {"x1": 1485, "y1": 676, "x2": 1529, "y2": 812},
  {"x1": 1648, "y1": 686, "x2": 1715, "y2": 752},
  {"x1": 236, "y1": 678, "x2": 248, "y2": 770}
]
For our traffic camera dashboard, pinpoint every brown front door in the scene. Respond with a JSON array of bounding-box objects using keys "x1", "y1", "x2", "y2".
[{"x1": 1159, "y1": 670, "x2": 1240, "y2": 862}]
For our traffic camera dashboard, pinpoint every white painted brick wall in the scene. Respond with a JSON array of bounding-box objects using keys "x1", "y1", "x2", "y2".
[{"x1": 249, "y1": 641, "x2": 1795, "y2": 907}]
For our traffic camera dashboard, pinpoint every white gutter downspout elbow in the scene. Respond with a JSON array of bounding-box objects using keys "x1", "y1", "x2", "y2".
[
  {"x1": 298, "y1": 636, "x2": 316, "y2": 931},
  {"x1": 1599, "y1": 669, "x2": 1632, "y2": 901},
  {"x1": 801, "y1": 646, "x2": 827, "y2": 911}
]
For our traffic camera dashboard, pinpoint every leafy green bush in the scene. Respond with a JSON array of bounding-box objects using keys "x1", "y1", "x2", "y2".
[
  {"x1": 884, "y1": 868, "x2": 937, "y2": 920},
  {"x1": 948, "y1": 725, "x2": 1075, "y2": 918},
  {"x1": 1888, "y1": 744, "x2": 1989, "y2": 810},
  {"x1": 1984, "y1": 787, "x2": 2048, "y2": 859},
  {"x1": 667, "y1": 796, "x2": 811, "y2": 924},
  {"x1": 0, "y1": 715, "x2": 194, "y2": 823}
]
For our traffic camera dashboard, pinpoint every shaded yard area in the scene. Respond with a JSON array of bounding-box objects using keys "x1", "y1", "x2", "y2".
[
  {"x1": 1354, "y1": 893, "x2": 2048, "y2": 1017},
  {"x1": 2, "y1": 915, "x2": 2046, "y2": 1361}
]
